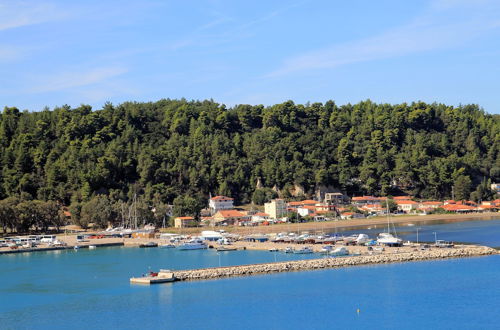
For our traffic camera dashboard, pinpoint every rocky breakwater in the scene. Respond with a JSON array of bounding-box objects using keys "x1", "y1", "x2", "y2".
[{"x1": 169, "y1": 245, "x2": 498, "y2": 282}]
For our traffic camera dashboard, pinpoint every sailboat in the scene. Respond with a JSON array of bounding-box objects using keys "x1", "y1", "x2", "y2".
[{"x1": 377, "y1": 199, "x2": 403, "y2": 247}]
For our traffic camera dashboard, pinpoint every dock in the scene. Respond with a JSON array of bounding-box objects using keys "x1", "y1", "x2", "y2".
[
  {"x1": 132, "y1": 245, "x2": 497, "y2": 284},
  {"x1": 0, "y1": 242, "x2": 124, "y2": 255},
  {"x1": 130, "y1": 270, "x2": 176, "y2": 284}
]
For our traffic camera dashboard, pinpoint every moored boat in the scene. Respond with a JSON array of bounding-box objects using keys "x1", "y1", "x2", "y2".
[
  {"x1": 293, "y1": 247, "x2": 313, "y2": 254},
  {"x1": 139, "y1": 242, "x2": 158, "y2": 248},
  {"x1": 330, "y1": 246, "x2": 349, "y2": 256},
  {"x1": 178, "y1": 239, "x2": 207, "y2": 250}
]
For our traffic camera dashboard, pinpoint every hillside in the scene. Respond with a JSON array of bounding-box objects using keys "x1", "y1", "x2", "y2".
[{"x1": 1, "y1": 99, "x2": 498, "y2": 211}]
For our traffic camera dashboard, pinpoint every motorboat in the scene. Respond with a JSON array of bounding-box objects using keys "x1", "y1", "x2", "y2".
[
  {"x1": 178, "y1": 239, "x2": 207, "y2": 250},
  {"x1": 377, "y1": 233, "x2": 402, "y2": 247},
  {"x1": 139, "y1": 242, "x2": 158, "y2": 248},
  {"x1": 293, "y1": 247, "x2": 313, "y2": 254},
  {"x1": 330, "y1": 246, "x2": 349, "y2": 256},
  {"x1": 268, "y1": 248, "x2": 279, "y2": 252},
  {"x1": 320, "y1": 245, "x2": 334, "y2": 253},
  {"x1": 88, "y1": 245, "x2": 97, "y2": 249},
  {"x1": 435, "y1": 240, "x2": 454, "y2": 248},
  {"x1": 284, "y1": 247, "x2": 294, "y2": 253}
]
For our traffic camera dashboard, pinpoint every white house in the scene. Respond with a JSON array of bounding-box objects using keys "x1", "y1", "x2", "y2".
[
  {"x1": 209, "y1": 196, "x2": 234, "y2": 214},
  {"x1": 396, "y1": 200, "x2": 418, "y2": 213}
]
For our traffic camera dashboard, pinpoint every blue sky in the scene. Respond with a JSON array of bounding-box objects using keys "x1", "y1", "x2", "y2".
[{"x1": 1, "y1": 0, "x2": 500, "y2": 113}]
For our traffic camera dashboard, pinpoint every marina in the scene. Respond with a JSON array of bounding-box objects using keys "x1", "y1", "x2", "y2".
[{"x1": 1, "y1": 217, "x2": 500, "y2": 329}]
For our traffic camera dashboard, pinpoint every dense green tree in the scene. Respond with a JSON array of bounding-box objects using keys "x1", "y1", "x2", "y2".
[
  {"x1": 453, "y1": 175, "x2": 472, "y2": 201},
  {"x1": 0, "y1": 100, "x2": 498, "y2": 231}
]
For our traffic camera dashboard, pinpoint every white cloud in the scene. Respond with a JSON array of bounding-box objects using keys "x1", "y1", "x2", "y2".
[
  {"x1": 0, "y1": 1, "x2": 67, "y2": 31},
  {"x1": 30, "y1": 66, "x2": 129, "y2": 93},
  {"x1": 268, "y1": 1, "x2": 500, "y2": 77}
]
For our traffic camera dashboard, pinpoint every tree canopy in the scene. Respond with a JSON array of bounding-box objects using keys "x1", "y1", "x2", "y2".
[{"x1": 0, "y1": 99, "x2": 498, "y2": 230}]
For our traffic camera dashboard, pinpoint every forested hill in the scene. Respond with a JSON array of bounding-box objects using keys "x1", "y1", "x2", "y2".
[{"x1": 1, "y1": 99, "x2": 499, "y2": 208}]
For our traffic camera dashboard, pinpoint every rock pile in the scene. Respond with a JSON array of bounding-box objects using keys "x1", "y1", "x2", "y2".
[{"x1": 168, "y1": 246, "x2": 497, "y2": 281}]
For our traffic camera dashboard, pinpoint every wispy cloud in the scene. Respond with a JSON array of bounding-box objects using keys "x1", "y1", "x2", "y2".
[
  {"x1": 268, "y1": 0, "x2": 500, "y2": 77},
  {"x1": 0, "y1": 1, "x2": 67, "y2": 31},
  {"x1": 30, "y1": 66, "x2": 129, "y2": 93}
]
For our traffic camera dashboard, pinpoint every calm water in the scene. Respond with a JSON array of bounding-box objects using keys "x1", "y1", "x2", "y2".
[{"x1": 1, "y1": 218, "x2": 499, "y2": 330}]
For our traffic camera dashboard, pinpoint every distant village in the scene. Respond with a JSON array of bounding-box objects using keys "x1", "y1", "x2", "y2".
[{"x1": 173, "y1": 188, "x2": 500, "y2": 228}]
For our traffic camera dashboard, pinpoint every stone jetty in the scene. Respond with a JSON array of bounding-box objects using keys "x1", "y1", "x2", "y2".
[{"x1": 165, "y1": 245, "x2": 497, "y2": 282}]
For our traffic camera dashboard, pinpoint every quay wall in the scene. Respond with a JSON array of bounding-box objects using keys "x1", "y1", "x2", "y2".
[
  {"x1": 169, "y1": 246, "x2": 498, "y2": 281},
  {"x1": 0, "y1": 242, "x2": 124, "y2": 255}
]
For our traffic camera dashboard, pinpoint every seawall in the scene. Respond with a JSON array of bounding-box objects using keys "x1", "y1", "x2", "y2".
[{"x1": 166, "y1": 245, "x2": 497, "y2": 282}]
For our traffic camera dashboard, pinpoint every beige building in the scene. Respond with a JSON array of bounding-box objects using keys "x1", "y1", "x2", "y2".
[
  {"x1": 174, "y1": 216, "x2": 197, "y2": 228},
  {"x1": 264, "y1": 199, "x2": 286, "y2": 219}
]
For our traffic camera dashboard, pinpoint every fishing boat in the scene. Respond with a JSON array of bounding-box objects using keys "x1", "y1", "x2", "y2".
[{"x1": 178, "y1": 238, "x2": 207, "y2": 250}]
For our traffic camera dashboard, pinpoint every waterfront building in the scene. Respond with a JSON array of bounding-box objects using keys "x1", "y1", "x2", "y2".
[
  {"x1": 211, "y1": 210, "x2": 250, "y2": 226},
  {"x1": 264, "y1": 199, "x2": 286, "y2": 219},
  {"x1": 209, "y1": 196, "x2": 234, "y2": 214},
  {"x1": 297, "y1": 206, "x2": 315, "y2": 217},
  {"x1": 396, "y1": 200, "x2": 418, "y2": 213},
  {"x1": 324, "y1": 192, "x2": 349, "y2": 205},
  {"x1": 174, "y1": 216, "x2": 197, "y2": 228}
]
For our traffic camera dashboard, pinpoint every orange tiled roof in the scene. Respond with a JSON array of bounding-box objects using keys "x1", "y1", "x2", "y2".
[
  {"x1": 421, "y1": 201, "x2": 443, "y2": 205},
  {"x1": 217, "y1": 210, "x2": 245, "y2": 217},
  {"x1": 176, "y1": 216, "x2": 195, "y2": 220},
  {"x1": 300, "y1": 200, "x2": 318, "y2": 204},
  {"x1": 396, "y1": 200, "x2": 418, "y2": 205},
  {"x1": 352, "y1": 196, "x2": 377, "y2": 201},
  {"x1": 210, "y1": 195, "x2": 234, "y2": 201}
]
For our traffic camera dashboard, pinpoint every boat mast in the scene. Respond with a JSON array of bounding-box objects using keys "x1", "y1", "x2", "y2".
[{"x1": 386, "y1": 198, "x2": 390, "y2": 233}]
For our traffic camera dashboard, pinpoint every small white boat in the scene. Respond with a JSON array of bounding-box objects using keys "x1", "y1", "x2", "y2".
[
  {"x1": 377, "y1": 233, "x2": 403, "y2": 247},
  {"x1": 88, "y1": 245, "x2": 97, "y2": 249},
  {"x1": 320, "y1": 245, "x2": 334, "y2": 253},
  {"x1": 160, "y1": 244, "x2": 176, "y2": 248},
  {"x1": 284, "y1": 247, "x2": 294, "y2": 253},
  {"x1": 73, "y1": 245, "x2": 80, "y2": 250},
  {"x1": 330, "y1": 246, "x2": 349, "y2": 256},
  {"x1": 355, "y1": 234, "x2": 369, "y2": 245},
  {"x1": 178, "y1": 239, "x2": 207, "y2": 250},
  {"x1": 293, "y1": 247, "x2": 313, "y2": 254}
]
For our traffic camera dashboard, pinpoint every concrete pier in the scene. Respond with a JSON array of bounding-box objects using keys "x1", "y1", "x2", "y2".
[
  {"x1": 0, "y1": 242, "x2": 124, "y2": 255},
  {"x1": 168, "y1": 245, "x2": 497, "y2": 282}
]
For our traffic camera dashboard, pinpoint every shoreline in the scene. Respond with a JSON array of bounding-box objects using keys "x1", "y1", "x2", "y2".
[{"x1": 226, "y1": 212, "x2": 499, "y2": 235}]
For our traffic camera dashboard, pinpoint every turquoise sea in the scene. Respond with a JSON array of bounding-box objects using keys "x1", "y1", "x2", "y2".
[{"x1": 1, "y1": 218, "x2": 499, "y2": 330}]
